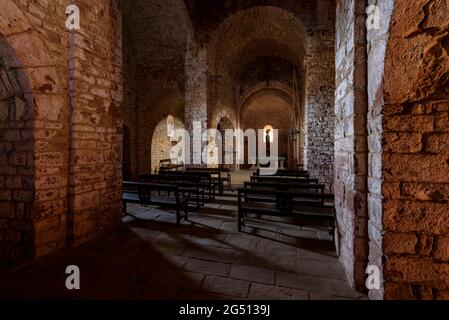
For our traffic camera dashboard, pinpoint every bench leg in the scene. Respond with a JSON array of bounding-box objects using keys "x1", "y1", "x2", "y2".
[
  {"x1": 329, "y1": 219, "x2": 336, "y2": 242},
  {"x1": 238, "y1": 209, "x2": 244, "y2": 232},
  {"x1": 196, "y1": 190, "x2": 200, "y2": 209},
  {"x1": 184, "y1": 204, "x2": 188, "y2": 221},
  {"x1": 123, "y1": 201, "x2": 127, "y2": 216},
  {"x1": 176, "y1": 207, "x2": 181, "y2": 226}
]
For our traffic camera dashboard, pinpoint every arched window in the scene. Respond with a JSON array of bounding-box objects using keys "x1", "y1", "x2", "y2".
[{"x1": 263, "y1": 125, "x2": 274, "y2": 143}]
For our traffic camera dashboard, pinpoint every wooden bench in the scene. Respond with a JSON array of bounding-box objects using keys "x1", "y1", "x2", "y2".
[
  {"x1": 159, "y1": 170, "x2": 218, "y2": 199},
  {"x1": 122, "y1": 181, "x2": 189, "y2": 225},
  {"x1": 244, "y1": 181, "x2": 325, "y2": 195},
  {"x1": 186, "y1": 167, "x2": 231, "y2": 195},
  {"x1": 254, "y1": 168, "x2": 310, "y2": 178},
  {"x1": 139, "y1": 173, "x2": 205, "y2": 209},
  {"x1": 250, "y1": 175, "x2": 320, "y2": 185},
  {"x1": 237, "y1": 187, "x2": 335, "y2": 240}
]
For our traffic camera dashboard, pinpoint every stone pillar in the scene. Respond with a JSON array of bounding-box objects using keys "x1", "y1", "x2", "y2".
[
  {"x1": 304, "y1": 34, "x2": 335, "y2": 191},
  {"x1": 366, "y1": 0, "x2": 394, "y2": 300},
  {"x1": 68, "y1": 0, "x2": 123, "y2": 245},
  {"x1": 185, "y1": 36, "x2": 208, "y2": 166},
  {"x1": 335, "y1": 0, "x2": 369, "y2": 291},
  {"x1": 0, "y1": 0, "x2": 71, "y2": 259}
]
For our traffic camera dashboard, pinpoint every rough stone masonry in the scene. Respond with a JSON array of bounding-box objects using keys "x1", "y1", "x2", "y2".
[{"x1": 0, "y1": 0, "x2": 448, "y2": 300}]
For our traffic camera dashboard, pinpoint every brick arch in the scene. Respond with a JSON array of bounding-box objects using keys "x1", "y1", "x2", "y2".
[
  {"x1": 184, "y1": 0, "x2": 316, "y2": 39},
  {"x1": 0, "y1": 1, "x2": 69, "y2": 259},
  {"x1": 0, "y1": 1, "x2": 68, "y2": 260},
  {"x1": 0, "y1": 36, "x2": 36, "y2": 260},
  {"x1": 205, "y1": 6, "x2": 309, "y2": 153},
  {"x1": 137, "y1": 89, "x2": 186, "y2": 175},
  {"x1": 210, "y1": 107, "x2": 238, "y2": 131},
  {"x1": 0, "y1": 1, "x2": 64, "y2": 90},
  {"x1": 240, "y1": 86, "x2": 294, "y2": 119},
  {"x1": 151, "y1": 116, "x2": 185, "y2": 172},
  {"x1": 239, "y1": 82, "x2": 294, "y2": 111},
  {"x1": 207, "y1": 6, "x2": 309, "y2": 77}
]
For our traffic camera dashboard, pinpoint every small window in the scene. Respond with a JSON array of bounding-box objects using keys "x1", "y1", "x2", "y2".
[{"x1": 263, "y1": 125, "x2": 274, "y2": 143}]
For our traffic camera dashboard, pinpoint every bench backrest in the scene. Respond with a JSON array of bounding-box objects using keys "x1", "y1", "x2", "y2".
[
  {"x1": 250, "y1": 176, "x2": 319, "y2": 184},
  {"x1": 159, "y1": 170, "x2": 213, "y2": 181},
  {"x1": 123, "y1": 181, "x2": 180, "y2": 203},
  {"x1": 254, "y1": 169, "x2": 309, "y2": 178},
  {"x1": 243, "y1": 181, "x2": 325, "y2": 193},
  {"x1": 186, "y1": 167, "x2": 230, "y2": 172},
  {"x1": 186, "y1": 167, "x2": 231, "y2": 178},
  {"x1": 139, "y1": 174, "x2": 200, "y2": 184},
  {"x1": 238, "y1": 187, "x2": 333, "y2": 208}
]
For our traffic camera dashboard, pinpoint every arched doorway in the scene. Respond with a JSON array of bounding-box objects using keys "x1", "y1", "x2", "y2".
[
  {"x1": 0, "y1": 1, "x2": 69, "y2": 260},
  {"x1": 150, "y1": 115, "x2": 184, "y2": 172},
  {"x1": 0, "y1": 36, "x2": 35, "y2": 260}
]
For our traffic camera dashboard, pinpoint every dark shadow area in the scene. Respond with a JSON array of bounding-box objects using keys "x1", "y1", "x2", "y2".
[
  {"x1": 0, "y1": 226, "x2": 218, "y2": 300},
  {"x1": 0, "y1": 201, "x2": 362, "y2": 300}
]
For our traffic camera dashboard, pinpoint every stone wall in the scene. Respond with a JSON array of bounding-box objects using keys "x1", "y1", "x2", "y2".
[
  {"x1": 0, "y1": 0, "x2": 70, "y2": 259},
  {"x1": 68, "y1": 0, "x2": 123, "y2": 245},
  {"x1": 1, "y1": 0, "x2": 125, "y2": 260},
  {"x1": 122, "y1": 4, "x2": 138, "y2": 179},
  {"x1": 304, "y1": 22, "x2": 336, "y2": 191},
  {"x1": 381, "y1": 0, "x2": 449, "y2": 300},
  {"x1": 122, "y1": 0, "x2": 191, "y2": 174},
  {"x1": 135, "y1": 91, "x2": 185, "y2": 174},
  {"x1": 185, "y1": 38, "x2": 209, "y2": 166},
  {"x1": 151, "y1": 117, "x2": 184, "y2": 172},
  {"x1": 334, "y1": 0, "x2": 369, "y2": 290},
  {"x1": 0, "y1": 39, "x2": 35, "y2": 260},
  {"x1": 366, "y1": 0, "x2": 394, "y2": 300},
  {"x1": 241, "y1": 90, "x2": 293, "y2": 165}
]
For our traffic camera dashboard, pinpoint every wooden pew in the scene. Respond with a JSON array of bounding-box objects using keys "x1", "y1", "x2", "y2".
[
  {"x1": 237, "y1": 187, "x2": 335, "y2": 240},
  {"x1": 243, "y1": 181, "x2": 325, "y2": 195},
  {"x1": 159, "y1": 170, "x2": 218, "y2": 199},
  {"x1": 122, "y1": 181, "x2": 189, "y2": 225},
  {"x1": 250, "y1": 175, "x2": 320, "y2": 185},
  {"x1": 139, "y1": 173, "x2": 205, "y2": 209},
  {"x1": 254, "y1": 168, "x2": 310, "y2": 178},
  {"x1": 186, "y1": 167, "x2": 231, "y2": 195}
]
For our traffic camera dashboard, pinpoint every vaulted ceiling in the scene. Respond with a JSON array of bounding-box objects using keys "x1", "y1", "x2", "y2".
[{"x1": 183, "y1": 0, "x2": 317, "y2": 39}]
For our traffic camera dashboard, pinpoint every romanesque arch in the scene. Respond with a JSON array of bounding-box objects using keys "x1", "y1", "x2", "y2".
[
  {"x1": 0, "y1": 1, "x2": 69, "y2": 260},
  {"x1": 151, "y1": 116, "x2": 185, "y2": 172},
  {"x1": 0, "y1": 37, "x2": 35, "y2": 260}
]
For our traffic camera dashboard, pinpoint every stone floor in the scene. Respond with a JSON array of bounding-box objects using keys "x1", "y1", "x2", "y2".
[{"x1": 0, "y1": 192, "x2": 366, "y2": 300}]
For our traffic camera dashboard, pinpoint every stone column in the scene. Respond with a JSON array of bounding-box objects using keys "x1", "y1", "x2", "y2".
[
  {"x1": 366, "y1": 0, "x2": 394, "y2": 300},
  {"x1": 68, "y1": 1, "x2": 123, "y2": 245},
  {"x1": 335, "y1": 0, "x2": 369, "y2": 291},
  {"x1": 185, "y1": 36, "x2": 208, "y2": 167},
  {"x1": 304, "y1": 34, "x2": 335, "y2": 192}
]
